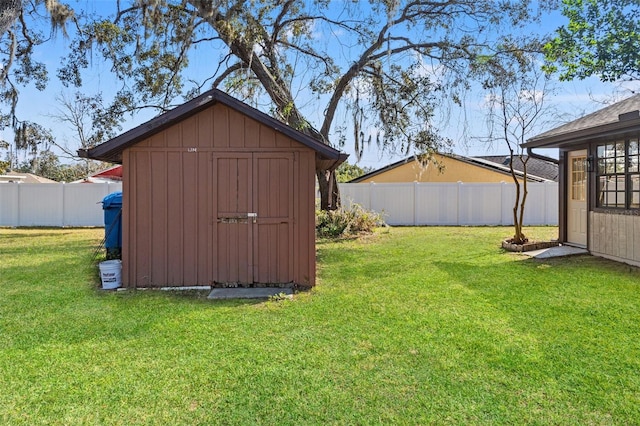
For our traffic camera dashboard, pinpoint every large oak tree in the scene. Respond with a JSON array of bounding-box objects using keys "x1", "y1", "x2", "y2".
[{"x1": 2, "y1": 1, "x2": 550, "y2": 208}]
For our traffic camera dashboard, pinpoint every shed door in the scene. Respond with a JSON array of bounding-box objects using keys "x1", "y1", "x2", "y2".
[
  {"x1": 567, "y1": 150, "x2": 588, "y2": 247},
  {"x1": 214, "y1": 152, "x2": 294, "y2": 285}
]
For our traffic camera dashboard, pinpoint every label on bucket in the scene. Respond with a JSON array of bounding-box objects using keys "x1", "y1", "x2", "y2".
[{"x1": 102, "y1": 273, "x2": 117, "y2": 282}]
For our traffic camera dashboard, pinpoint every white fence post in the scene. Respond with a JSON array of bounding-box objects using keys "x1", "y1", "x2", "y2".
[
  {"x1": 501, "y1": 181, "x2": 508, "y2": 226},
  {"x1": 546, "y1": 181, "x2": 558, "y2": 225},
  {"x1": 455, "y1": 182, "x2": 460, "y2": 226},
  {"x1": 0, "y1": 183, "x2": 19, "y2": 226},
  {"x1": 544, "y1": 181, "x2": 549, "y2": 225},
  {"x1": 62, "y1": 183, "x2": 67, "y2": 226},
  {"x1": 413, "y1": 180, "x2": 419, "y2": 226},
  {"x1": 369, "y1": 182, "x2": 376, "y2": 215},
  {"x1": 16, "y1": 184, "x2": 21, "y2": 226}
]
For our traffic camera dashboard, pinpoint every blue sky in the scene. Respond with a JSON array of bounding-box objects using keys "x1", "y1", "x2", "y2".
[{"x1": 3, "y1": 1, "x2": 638, "y2": 171}]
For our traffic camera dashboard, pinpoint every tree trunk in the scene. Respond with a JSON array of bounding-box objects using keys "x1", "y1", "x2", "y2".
[
  {"x1": 510, "y1": 156, "x2": 526, "y2": 245},
  {"x1": 517, "y1": 164, "x2": 529, "y2": 243},
  {"x1": 511, "y1": 173, "x2": 528, "y2": 244},
  {"x1": 316, "y1": 169, "x2": 340, "y2": 211}
]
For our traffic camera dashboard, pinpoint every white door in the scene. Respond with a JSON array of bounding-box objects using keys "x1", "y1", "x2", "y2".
[{"x1": 567, "y1": 150, "x2": 587, "y2": 246}]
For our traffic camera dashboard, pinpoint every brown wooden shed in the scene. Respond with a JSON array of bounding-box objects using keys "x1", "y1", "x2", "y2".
[{"x1": 79, "y1": 89, "x2": 347, "y2": 288}]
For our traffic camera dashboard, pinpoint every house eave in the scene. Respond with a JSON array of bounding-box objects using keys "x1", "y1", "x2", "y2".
[{"x1": 524, "y1": 118, "x2": 640, "y2": 149}]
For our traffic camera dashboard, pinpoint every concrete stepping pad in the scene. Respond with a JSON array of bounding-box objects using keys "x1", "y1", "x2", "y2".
[
  {"x1": 525, "y1": 245, "x2": 589, "y2": 259},
  {"x1": 207, "y1": 287, "x2": 293, "y2": 300}
]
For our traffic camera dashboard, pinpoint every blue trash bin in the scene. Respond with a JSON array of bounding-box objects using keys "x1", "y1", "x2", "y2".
[{"x1": 102, "y1": 192, "x2": 122, "y2": 258}]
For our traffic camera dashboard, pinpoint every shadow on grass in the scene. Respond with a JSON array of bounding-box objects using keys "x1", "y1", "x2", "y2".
[
  {"x1": 0, "y1": 230, "x2": 75, "y2": 237},
  {"x1": 104, "y1": 287, "x2": 266, "y2": 306},
  {"x1": 432, "y1": 253, "x2": 623, "y2": 285},
  {"x1": 429, "y1": 252, "x2": 640, "y2": 354},
  {"x1": 0, "y1": 235, "x2": 99, "y2": 259}
]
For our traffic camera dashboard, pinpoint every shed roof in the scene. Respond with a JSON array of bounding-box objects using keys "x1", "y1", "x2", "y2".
[
  {"x1": 524, "y1": 94, "x2": 640, "y2": 148},
  {"x1": 78, "y1": 89, "x2": 347, "y2": 170}
]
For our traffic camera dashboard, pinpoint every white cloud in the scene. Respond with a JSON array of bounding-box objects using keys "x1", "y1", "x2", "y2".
[{"x1": 519, "y1": 89, "x2": 543, "y2": 103}]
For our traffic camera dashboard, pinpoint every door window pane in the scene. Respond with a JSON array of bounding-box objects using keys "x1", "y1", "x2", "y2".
[{"x1": 571, "y1": 157, "x2": 586, "y2": 201}]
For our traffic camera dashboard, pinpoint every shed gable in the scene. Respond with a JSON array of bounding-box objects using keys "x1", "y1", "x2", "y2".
[{"x1": 134, "y1": 104, "x2": 302, "y2": 151}]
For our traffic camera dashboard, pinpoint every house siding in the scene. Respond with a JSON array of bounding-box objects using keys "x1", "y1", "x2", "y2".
[{"x1": 589, "y1": 211, "x2": 640, "y2": 267}]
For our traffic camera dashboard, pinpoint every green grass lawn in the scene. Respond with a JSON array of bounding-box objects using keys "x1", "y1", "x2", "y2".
[{"x1": 1, "y1": 227, "x2": 640, "y2": 425}]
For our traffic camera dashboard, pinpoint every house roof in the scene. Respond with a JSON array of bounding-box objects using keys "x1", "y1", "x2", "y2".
[
  {"x1": 524, "y1": 94, "x2": 640, "y2": 148},
  {"x1": 349, "y1": 152, "x2": 555, "y2": 183},
  {"x1": 71, "y1": 165, "x2": 123, "y2": 183},
  {"x1": 93, "y1": 164, "x2": 122, "y2": 180},
  {"x1": 0, "y1": 172, "x2": 57, "y2": 183},
  {"x1": 78, "y1": 89, "x2": 347, "y2": 170},
  {"x1": 474, "y1": 155, "x2": 558, "y2": 182}
]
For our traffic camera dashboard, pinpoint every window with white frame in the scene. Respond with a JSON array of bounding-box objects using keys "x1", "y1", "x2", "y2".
[{"x1": 596, "y1": 140, "x2": 640, "y2": 209}]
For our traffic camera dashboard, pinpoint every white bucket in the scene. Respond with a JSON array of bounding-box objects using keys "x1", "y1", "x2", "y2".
[{"x1": 99, "y1": 260, "x2": 122, "y2": 290}]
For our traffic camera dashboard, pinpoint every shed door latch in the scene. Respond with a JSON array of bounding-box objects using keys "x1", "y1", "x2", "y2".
[{"x1": 247, "y1": 212, "x2": 257, "y2": 223}]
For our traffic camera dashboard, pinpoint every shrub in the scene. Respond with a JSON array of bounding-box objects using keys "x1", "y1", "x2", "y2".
[{"x1": 316, "y1": 204, "x2": 386, "y2": 238}]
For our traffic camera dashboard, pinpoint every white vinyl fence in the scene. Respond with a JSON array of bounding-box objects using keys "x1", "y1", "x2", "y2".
[
  {"x1": 0, "y1": 182, "x2": 122, "y2": 227},
  {"x1": 340, "y1": 181, "x2": 558, "y2": 226}
]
